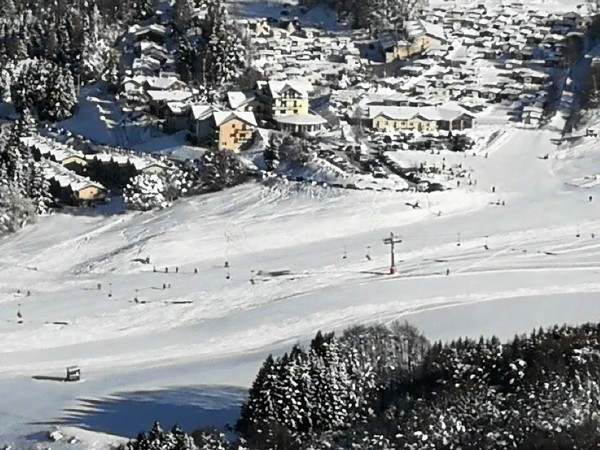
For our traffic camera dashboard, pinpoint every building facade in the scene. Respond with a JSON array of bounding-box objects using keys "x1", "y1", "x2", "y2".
[
  {"x1": 214, "y1": 112, "x2": 257, "y2": 152},
  {"x1": 370, "y1": 105, "x2": 474, "y2": 133}
]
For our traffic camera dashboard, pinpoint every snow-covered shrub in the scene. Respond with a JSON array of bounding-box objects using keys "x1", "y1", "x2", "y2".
[
  {"x1": 123, "y1": 173, "x2": 171, "y2": 211},
  {"x1": 123, "y1": 168, "x2": 194, "y2": 211},
  {"x1": 163, "y1": 167, "x2": 194, "y2": 200}
]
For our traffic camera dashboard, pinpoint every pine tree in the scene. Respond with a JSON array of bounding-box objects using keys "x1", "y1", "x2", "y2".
[
  {"x1": 52, "y1": 66, "x2": 78, "y2": 121},
  {"x1": 0, "y1": 182, "x2": 36, "y2": 235},
  {"x1": 102, "y1": 50, "x2": 122, "y2": 94},
  {"x1": 190, "y1": 428, "x2": 229, "y2": 450},
  {"x1": 199, "y1": 0, "x2": 247, "y2": 88},
  {"x1": 81, "y1": 0, "x2": 107, "y2": 83},
  {"x1": 198, "y1": 149, "x2": 247, "y2": 191},
  {"x1": 237, "y1": 354, "x2": 280, "y2": 435}
]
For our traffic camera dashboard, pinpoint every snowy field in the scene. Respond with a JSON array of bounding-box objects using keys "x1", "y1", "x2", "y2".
[
  {"x1": 4, "y1": 124, "x2": 600, "y2": 446},
  {"x1": 3, "y1": 0, "x2": 600, "y2": 443}
]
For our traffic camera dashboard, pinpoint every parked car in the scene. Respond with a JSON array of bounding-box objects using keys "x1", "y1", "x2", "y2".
[
  {"x1": 319, "y1": 149, "x2": 335, "y2": 158},
  {"x1": 372, "y1": 168, "x2": 387, "y2": 178}
]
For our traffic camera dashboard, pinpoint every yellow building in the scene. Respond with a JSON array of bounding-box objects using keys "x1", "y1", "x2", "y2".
[
  {"x1": 214, "y1": 111, "x2": 257, "y2": 152},
  {"x1": 73, "y1": 183, "x2": 107, "y2": 204},
  {"x1": 380, "y1": 20, "x2": 447, "y2": 62},
  {"x1": 373, "y1": 114, "x2": 437, "y2": 133},
  {"x1": 370, "y1": 105, "x2": 474, "y2": 134},
  {"x1": 61, "y1": 154, "x2": 88, "y2": 168},
  {"x1": 261, "y1": 79, "x2": 313, "y2": 119}
]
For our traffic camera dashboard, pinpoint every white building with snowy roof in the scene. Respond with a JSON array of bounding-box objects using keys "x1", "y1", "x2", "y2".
[
  {"x1": 274, "y1": 113, "x2": 327, "y2": 134},
  {"x1": 369, "y1": 104, "x2": 475, "y2": 133}
]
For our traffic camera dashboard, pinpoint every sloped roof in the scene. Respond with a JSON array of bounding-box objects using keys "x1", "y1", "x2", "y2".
[
  {"x1": 406, "y1": 19, "x2": 447, "y2": 43},
  {"x1": 41, "y1": 160, "x2": 106, "y2": 192},
  {"x1": 143, "y1": 76, "x2": 185, "y2": 90},
  {"x1": 190, "y1": 104, "x2": 216, "y2": 121},
  {"x1": 369, "y1": 104, "x2": 474, "y2": 122},
  {"x1": 213, "y1": 111, "x2": 257, "y2": 127},
  {"x1": 20, "y1": 135, "x2": 84, "y2": 163},
  {"x1": 146, "y1": 90, "x2": 193, "y2": 102},
  {"x1": 166, "y1": 101, "x2": 189, "y2": 115},
  {"x1": 132, "y1": 23, "x2": 168, "y2": 37},
  {"x1": 129, "y1": 156, "x2": 167, "y2": 171},
  {"x1": 267, "y1": 78, "x2": 313, "y2": 98},
  {"x1": 227, "y1": 91, "x2": 256, "y2": 110}
]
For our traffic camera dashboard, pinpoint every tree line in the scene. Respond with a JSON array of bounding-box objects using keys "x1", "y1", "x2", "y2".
[
  {"x1": 297, "y1": 0, "x2": 425, "y2": 33},
  {"x1": 123, "y1": 320, "x2": 600, "y2": 449}
]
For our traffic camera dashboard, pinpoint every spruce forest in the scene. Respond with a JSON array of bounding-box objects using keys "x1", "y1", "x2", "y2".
[{"x1": 123, "y1": 321, "x2": 600, "y2": 450}]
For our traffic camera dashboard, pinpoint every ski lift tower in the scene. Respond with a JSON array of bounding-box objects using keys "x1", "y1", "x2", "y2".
[{"x1": 383, "y1": 232, "x2": 402, "y2": 275}]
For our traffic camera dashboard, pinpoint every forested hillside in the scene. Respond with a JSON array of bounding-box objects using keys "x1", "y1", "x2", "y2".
[
  {"x1": 0, "y1": 0, "x2": 252, "y2": 234},
  {"x1": 122, "y1": 321, "x2": 600, "y2": 450}
]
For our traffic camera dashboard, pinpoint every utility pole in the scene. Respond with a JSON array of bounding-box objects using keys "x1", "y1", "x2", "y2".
[{"x1": 383, "y1": 232, "x2": 402, "y2": 275}]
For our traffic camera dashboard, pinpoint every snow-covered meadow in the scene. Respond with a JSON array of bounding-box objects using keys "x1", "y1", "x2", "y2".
[
  {"x1": 2, "y1": 0, "x2": 600, "y2": 443},
  {"x1": 3, "y1": 123, "x2": 600, "y2": 446}
]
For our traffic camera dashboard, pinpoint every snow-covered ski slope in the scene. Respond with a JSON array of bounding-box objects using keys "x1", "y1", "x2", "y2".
[{"x1": 4, "y1": 127, "x2": 600, "y2": 442}]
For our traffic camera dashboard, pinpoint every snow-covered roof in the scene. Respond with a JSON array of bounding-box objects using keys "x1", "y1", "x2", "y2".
[
  {"x1": 143, "y1": 76, "x2": 186, "y2": 90},
  {"x1": 112, "y1": 155, "x2": 130, "y2": 165},
  {"x1": 146, "y1": 90, "x2": 193, "y2": 102},
  {"x1": 213, "y1": 111, "x2": 257, "y2": 127},
  {"x1": 131, "y1": 23, "x2": 168, "y2": 37},
  {"x1": 190, "y1": 104, "x2": 216, "y2": 121},
  {"x1": 129, "y1": 156, "x2": 167, "y2": 171},
  {"x1": 227, "y1": 91, "x2": 256, "y2": 110},
  {"x1": 20, "y1": 135, "x2": 85, "y2": 164},
  {"x1": 406, "y1": 19, "x2": 447, "y2": 43},
  {"x1": 166, "y1": 102, "x2": 189, "y2": 115},
  {"x1": 274, "y1": 113, "x2": 327, "y2": 126},
  {"x1": 41, "y1": 160, "x2": 105, "y2": 192},
  {"x1": 369, "y1": 104, "x2": 474, "y2": 122},
  {"x1": 266, "y1": 78, "x2": 314, "y2": 98}
]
